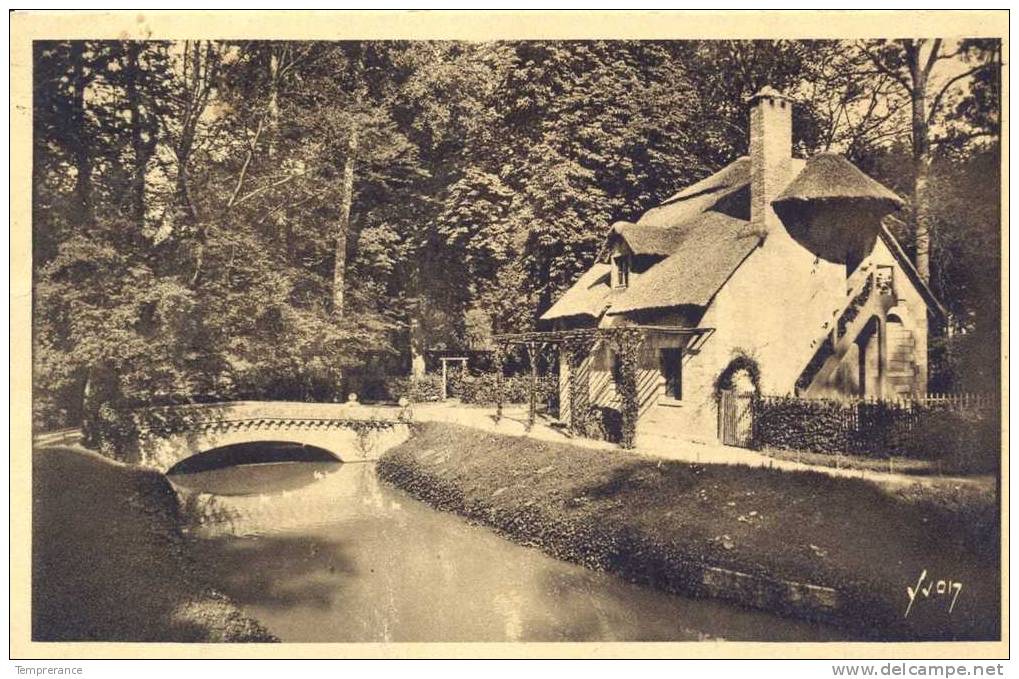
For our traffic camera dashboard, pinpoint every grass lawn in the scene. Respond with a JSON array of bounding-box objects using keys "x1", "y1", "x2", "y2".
[
  {"x1": 32, "y1": 445, "x2": 276, "y2": 642},
  {"x1": 379, "y1": 422, "x2": 1000, "y2": 641},
  {"x1": 760, "y1": 447, "x2": 986, "y2": 477}
]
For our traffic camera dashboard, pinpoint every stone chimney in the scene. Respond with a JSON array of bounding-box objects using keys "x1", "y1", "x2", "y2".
[{"x1": 748, "y1": 86, "x2": 794, "y2": 238}]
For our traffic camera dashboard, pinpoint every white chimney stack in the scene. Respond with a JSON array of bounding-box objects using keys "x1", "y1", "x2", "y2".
[{"x1": 748, "y1": 86, "x2": 794, "y2": 239}]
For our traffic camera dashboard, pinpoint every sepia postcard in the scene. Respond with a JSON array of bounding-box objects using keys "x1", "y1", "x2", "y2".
[{"x1": 9, "y1": 9, "x2": 1009, "y2": 663}]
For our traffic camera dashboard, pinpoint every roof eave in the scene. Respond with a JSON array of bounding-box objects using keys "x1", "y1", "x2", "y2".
[
  {"x1": 772, "y1": 195, "x2": 904, "y2": 212},
  {"x1": 878, "y1": 223, "x2": 948, "y2": 320}
]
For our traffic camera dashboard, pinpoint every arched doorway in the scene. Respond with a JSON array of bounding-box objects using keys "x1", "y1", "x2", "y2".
[
  {"x1": 715, "y1": 356, "x2": 761, "y2": 447},
  {"x1": 856, "y1": 317, "x2": 882, "y2": 398},
  {"x1": 885, "y1": 311, "x2": 917, "y2": 398}
]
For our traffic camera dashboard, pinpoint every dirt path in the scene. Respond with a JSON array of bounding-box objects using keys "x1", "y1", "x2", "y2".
[{"x1": 409, "y1": 402, "x2": 996, "y2": 495}]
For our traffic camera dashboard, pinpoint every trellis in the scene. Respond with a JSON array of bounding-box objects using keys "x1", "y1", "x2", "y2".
[{"x1": 492, "y1": 326, "x2": 710, "y2": 448}]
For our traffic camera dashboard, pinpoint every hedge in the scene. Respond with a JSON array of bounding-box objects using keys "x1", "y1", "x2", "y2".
[
  {"x1": 344, "y1": 371, "x2": 558, "y2": 406},
  {"x1": 753, "y1": 395, "x2": 1000, "y2": 473},
  {"x1": 448, "y1": 371, "x2": 557, "y2": 406}
]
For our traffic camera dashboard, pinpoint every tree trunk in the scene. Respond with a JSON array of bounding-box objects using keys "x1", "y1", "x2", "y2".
[
  {"x1": 125, "y1": 44, "x2": 149, "y2": 230},
  {"x1": 906, "y1": 41, "x2": 932, "y2": 284},
  {"x1": 69, "y1": 42, "x2": 93, "y2": 226},
  {"x1": 333, "y1": 127, "x2": 358, "y2": 316},
  {"x1": 409, "y1": 314, "x2": 426, "y2": 378},
  {"x1": 267, "y1": 48, "x2": 280, "y2": 159}
]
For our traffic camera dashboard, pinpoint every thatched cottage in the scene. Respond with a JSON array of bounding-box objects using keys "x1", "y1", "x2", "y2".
[{"x1": 540, "y1": 87, "x2": 945, "y2": 443}]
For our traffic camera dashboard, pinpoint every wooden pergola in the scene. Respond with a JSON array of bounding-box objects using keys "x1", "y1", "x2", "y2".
[
  {"x1": 438, "y1": 356, "x2": 468, "y2": 400},
  {"x1": 491, "y1": 326, "x2": 711, "y2": 446}
]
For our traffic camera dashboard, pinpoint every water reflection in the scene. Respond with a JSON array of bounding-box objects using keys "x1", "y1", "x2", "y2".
[{"x1": 175, "y1": 458, "x2": 849, "y2": 642}]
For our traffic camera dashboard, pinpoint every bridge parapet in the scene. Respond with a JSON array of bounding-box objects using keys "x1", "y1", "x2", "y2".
[{"x1": 135, "y1": 401, "x2": 412, "y2": 472}]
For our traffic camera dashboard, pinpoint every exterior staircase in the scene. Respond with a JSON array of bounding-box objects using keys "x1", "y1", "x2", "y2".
[{"x1": 796, "y1": 268, "x2": 898, "y2": 397}]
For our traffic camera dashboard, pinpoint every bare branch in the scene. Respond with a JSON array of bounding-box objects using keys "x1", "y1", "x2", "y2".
[
  {"x1": 859, "y1": 42, "x2": 912, "y2": 94},
  {"x1": 927, "y1": 62, "x2": 994, "y2": 125},
  {"x1": 233, "y1": 171, "x2": 307, "y2": 208},
  {"x1": 257, "y1": 193, "x2": 317, "y2": 225},
  {"x1": 224, "y1": 108, "x2": 270, "y2": 210},
  {"x1": 923, "y1": 38, "x2": 942, "y2": 79}
]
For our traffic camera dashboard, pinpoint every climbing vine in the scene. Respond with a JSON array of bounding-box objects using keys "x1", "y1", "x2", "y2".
[
  {"x1": 346, "y1": 417, "x2": 398, "y2": 440},
  {"x1": 562, "y1": 336, "x2": 595, "y2": 437},
  {"x1": 713, "y1": 350, "x2": 762, "y2": 401},
  {"x1": 607, "y1": 328, "x2": 644, "y2": 449}
]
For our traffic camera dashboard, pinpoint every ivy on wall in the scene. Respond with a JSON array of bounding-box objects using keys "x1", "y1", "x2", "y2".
[
  {"x1": 607, "y1": 328, "x2": 644, "y2": 449},
  {"x1": 713, "y1": 351, "x2": 762, "y2": 401},
  {"x1": 837, "y1": 273, "x2": 875, "y2": 339},
  {"x1": 795, "y1": 336, "x2": 834, "y2": 393}
]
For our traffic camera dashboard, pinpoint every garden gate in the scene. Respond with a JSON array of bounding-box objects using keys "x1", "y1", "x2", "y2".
[{"x1": 718, "y1": 389, "x2": 755, "y2": 448}]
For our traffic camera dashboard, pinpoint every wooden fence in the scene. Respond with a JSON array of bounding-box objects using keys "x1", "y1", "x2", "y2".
[{"x1": 742, "y1": 392, "x2": 1000, "y2": 472}]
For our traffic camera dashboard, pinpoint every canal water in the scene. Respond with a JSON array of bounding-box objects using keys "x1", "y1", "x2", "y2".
[{"x1": 170, "y1": 455, "x2": 846, "y2": 643}]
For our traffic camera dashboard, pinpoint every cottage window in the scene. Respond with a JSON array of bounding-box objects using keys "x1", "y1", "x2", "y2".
[
  {"x1": 613, "y1": 255, "x2": 630, "y2": 288},
  {"x1": 660, "y1": 348, "x2": 683, "y2": 400},
  {"x1": 876, "y1": 265, "x2": 895, "y2": 296}
]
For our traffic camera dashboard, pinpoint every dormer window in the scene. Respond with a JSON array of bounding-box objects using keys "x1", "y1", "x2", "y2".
[{"x1": 613, "y1": 255, "x2": 630, "y2": 288}]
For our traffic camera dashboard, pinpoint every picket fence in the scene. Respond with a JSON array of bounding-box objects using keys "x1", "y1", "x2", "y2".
[{"x1": 719, "y1": 390, "x2": 1000, "y2": 472}]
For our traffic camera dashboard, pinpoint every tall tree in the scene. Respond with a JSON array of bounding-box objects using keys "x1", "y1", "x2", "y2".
[{"x1": 858, "y1": 39, "x2": 1001, "y2": 283}]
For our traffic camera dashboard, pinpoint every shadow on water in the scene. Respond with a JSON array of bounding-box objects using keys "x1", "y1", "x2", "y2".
[
  {"x1": 191, "y1": 533, "x2": 359, "y2": 612},
  {"x1": 175, "y1": 460, "x2": 850, "y2": 642},
  {"x1": 168, "y1": 442, "x2": 343, "y2": 496},
  {"x1": 168, "y1": 441, "x2": 341, "y2": 474}
]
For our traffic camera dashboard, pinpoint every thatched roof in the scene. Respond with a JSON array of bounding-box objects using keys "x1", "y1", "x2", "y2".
[
  {"x1": 544, "y1": 157, "x2": 760, "y2": 322},
  {"x1": 664, "y1": 156, "x2": 750, "y2": 203},
  {"x1": 608, "y1": 211, "x2": 759, "y2": 315},
  {"x1": 640, "y1": 158, "x2": 751, "y2": 227},
  {"x1": 540, "y1": 263, "x2": 615, "y2": 322},
  {"x1": 541, "y1": 151, "x2": 913, "y2": 323},
  {"x1": 773, "y1": 153, "x2": 904, "y2": 211},
  {"x1": 609, "y1": 221, "x2": 686, "y2": 257}
]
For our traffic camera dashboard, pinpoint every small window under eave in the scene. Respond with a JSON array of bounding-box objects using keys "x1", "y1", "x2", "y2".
[{"x1": 613, "y1": 255, "x2": 630, "y2": 288}]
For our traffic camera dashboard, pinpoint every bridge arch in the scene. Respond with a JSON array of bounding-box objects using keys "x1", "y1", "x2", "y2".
[
  {"x1": 135, "y1": 401, "x2": 412, "y2": 473},
  {"x1": 166, "y1": 440, "x2": 343, "y2": 476}
]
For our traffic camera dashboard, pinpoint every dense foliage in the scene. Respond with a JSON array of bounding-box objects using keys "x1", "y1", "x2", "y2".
[
  {"x1": 32, "y1": 39, "x2": 1001, "y2": 441},
  {"x1": 448, "y1": 371, "x2": 557, "y2": 407}
]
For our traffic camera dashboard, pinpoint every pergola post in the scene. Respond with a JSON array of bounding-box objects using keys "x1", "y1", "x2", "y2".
[
  {"x1": 526, "y1": 341, "x2": 538, "y2": 431},
  {"x1": 441, "y1": 359, "x2": 448, "y2": 400},
  {"x1": 493, "y1": 341, "x2": 507, "y2": 423},
  {"x1": 563, "y1": 337, "x2": 594, "y2": 437}
]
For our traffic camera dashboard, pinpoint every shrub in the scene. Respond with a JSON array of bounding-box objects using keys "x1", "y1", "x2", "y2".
[
  {"x1": 448, "y1": 372, "x2": 556, "y2": 406},
  {"x1": 383, "y1": 375, "x2": 443, "y2": 403},
  {"x1": 754, "y1": 397, "x2": 850, "y2": 453},
  {"x1": 753, "y1": 395, "x2": 1000, "y2": 473},
  {"x1": 582, "y1": 405, "x2": 623, "y2": 443}
]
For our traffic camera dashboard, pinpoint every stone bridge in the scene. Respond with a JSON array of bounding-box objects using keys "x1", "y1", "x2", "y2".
[{"x1": 136, "y1": 401, "x2": 412, "y2": 473}]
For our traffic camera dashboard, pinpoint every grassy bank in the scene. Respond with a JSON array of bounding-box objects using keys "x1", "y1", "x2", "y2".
[
  {"x1": 32, "y1": 445, "x2": 277, "y2": 642},
  {"x1": 378, "y1": 423, "x2": 1000, "y2": 640}
]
